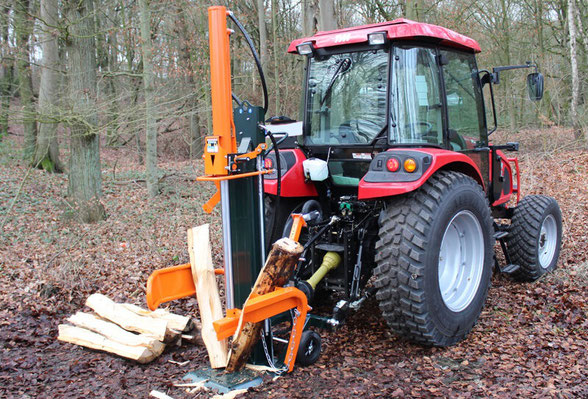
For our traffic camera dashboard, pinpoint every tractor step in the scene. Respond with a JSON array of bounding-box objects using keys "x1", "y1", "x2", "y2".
[
  {"x1": 493, "y1": 230, "x2": 509, "y2": 240},
  {"x1": 499, "y1": 264, "x2": 520, "y2": 275}
]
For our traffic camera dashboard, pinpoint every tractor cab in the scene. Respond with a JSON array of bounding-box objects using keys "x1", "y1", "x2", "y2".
[
  {"x1": 286, "y1": 20, "x2": 488, "y2": 193},
  {"x1": 266, "y1": 19, "x2": 541, "y2": 205}
]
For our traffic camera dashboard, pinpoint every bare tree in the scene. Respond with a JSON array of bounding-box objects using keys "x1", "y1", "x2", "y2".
[
  {"x1": 568, "y1": 0, "x2": 583, "y2": 139},
  {"x1": 175, "y1": 3, "x2": 202, "y2": 159},
  {"x1": 318, "y1": 0, "x2": 337, "y2": 31},
  {"x1": 257, "y1": 0, "x2": 268, "y2": 70},
  {"x1": 0, "y1": 2, "x2": 12, "y2": 138},
  {"x1": 139, "y1": 0, "x2": 159, "y2": 197},
  {"x1": 302, "y1": 0, "x2": 317, "y2": 36},
  {"x1": 64, "y1": 0, "x2": 104, "y2": 222},
  {"x1": 35, "y1": 0, "x2": 64, "y2": 172},
  {"x1": 14, "y1": 0, "x2": 37, "y2": 161}
]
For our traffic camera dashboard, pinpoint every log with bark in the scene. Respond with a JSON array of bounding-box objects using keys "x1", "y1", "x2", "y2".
[{"x1": 225, "y1": 237, "x2": 303, "y2": 372}]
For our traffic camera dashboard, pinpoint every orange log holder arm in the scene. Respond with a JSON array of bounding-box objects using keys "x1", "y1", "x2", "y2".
[
  {"x1": 213, "y1": 286, "x2": 311, "y2": 373},
  {"x1": 146, "y1": 263, "x2": 224, "y2": 311}
]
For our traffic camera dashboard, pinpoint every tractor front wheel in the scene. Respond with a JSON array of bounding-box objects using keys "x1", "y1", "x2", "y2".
[
  {"x1": 506, "y1": 195, "x2": 562, "y2": 281},
  {"x1": 374, "y1": 171, "x2": 494, "y2": 346}
]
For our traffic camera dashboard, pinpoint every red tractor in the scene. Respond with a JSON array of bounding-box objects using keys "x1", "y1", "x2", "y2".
[{"x1": 261, "y1": 19, "x2": 562, "y2": 348}]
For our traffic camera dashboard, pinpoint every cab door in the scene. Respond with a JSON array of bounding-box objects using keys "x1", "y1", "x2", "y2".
[{"x1": 439, "y1": 49, "x2": 490, "y2": 189}]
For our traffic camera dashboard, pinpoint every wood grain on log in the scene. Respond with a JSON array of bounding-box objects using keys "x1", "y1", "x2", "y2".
[
  {"x1": 188, "y1": 224, "x2": 228, "y2": 368},
  {"x1": 67, "y1": 312, "x2": 164, "y2": 353},
  {"x1": 58, "y1": 324, "x2": 164, "y2": 364},
  {"x1": 121, "y1": 303, "x2": 194, "y2": 332},
  {"x1": 85, "y1": 293, "x2": 179, "y2": 342}
]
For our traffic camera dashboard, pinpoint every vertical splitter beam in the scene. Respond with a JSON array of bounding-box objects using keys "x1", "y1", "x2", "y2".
[
  {"x1": 206, "y1": 6, "x2": 236, "y2": 176},
  {"x1": 208, "y1": 6, "x2": 236, "y2": 309}
]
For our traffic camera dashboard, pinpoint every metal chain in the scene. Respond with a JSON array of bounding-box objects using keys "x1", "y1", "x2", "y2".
[
  {"x1": 260, "y1": 328, "x2": 288, "y2": 375},
  {"x1": 259, "y1": 307, "x2": 302, "y2": 375},
  {"x1": 283, "y1": 308, "x2": 301, "y2": 370}
]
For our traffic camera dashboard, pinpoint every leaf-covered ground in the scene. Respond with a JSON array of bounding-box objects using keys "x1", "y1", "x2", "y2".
[{"x1": 0, "y1": 128, "x2": 586, "y2": 398}]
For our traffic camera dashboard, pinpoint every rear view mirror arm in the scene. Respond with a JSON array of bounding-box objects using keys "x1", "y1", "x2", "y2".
[{"x1": 490, "y1": 62, "x2": 538, "y2": 84}]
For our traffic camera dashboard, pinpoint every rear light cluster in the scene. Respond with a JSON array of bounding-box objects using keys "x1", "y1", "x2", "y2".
[
  {"x1": 264, "y1": 158, "x2": 273, "y2": 169},
  {"x1": 386, "y1": 157, "x2": 418, "y2": 173}
]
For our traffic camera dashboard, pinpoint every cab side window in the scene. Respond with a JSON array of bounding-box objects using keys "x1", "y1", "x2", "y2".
[{"x1": 440, "y1": 50, "x2": 486, "y2": 151}]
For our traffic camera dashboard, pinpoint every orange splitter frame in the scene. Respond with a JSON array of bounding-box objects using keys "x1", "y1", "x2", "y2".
[{"x1": 213, "y1": 287, "x2": 310, "y2": 372}]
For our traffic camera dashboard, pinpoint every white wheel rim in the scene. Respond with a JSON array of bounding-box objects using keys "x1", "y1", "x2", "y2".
[
  {"x1": 438, "y1": 210, "x2": 485, "y2": 312},
  {"x1": 538, "y1": 214, "x2": 557, "y2": 269}
]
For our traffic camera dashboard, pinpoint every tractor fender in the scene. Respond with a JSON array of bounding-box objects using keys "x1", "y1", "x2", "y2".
[
  {"x1": 490, "y1": 149, "x2": 515, "y2": 206},
  {"x1": 358, "y1": 148, "x2": 484, "y2": 200},
  {"x1": 264, "y1": 148, "x2": 318, "y2": 197}
]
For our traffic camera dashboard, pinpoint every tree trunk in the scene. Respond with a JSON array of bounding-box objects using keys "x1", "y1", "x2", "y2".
[
  {"x1": 302, "y1": 0, "x2": 317, "y2": 37},
  {"x1": 271, "y1": 0, "x2": 280, "y2": 114},
  {"x1": 64, "y1": 0, "x2": 105, "y2": 223},
  {"x1": 568, "y1": 0, "x2": 583, "y2": 140},
  {"x1": 34, "y1": 0, "x2": 64, "y2": 172},
  {"x1": 105, "y1": 11, "x2": 120, "y2": 146},
  {"x1": 175, "y1": 8, "x2": 201, "y2": 159},
  {"x1": 0, "y1": 3, "x2": 12, "y2": 138},
  {"x1": 405, "y1": 0, "x2": 423, "y2": 20},
  {"x1": 14, "y1": 0, "x2": 37, "y2": 162},
  {"x1": 318, "y1": 0, "x2": 337, "y2": 31},
  {"x1": 257, "y1": 0, "x2": 268, "y2": 70},
  {"x1": 138, "y1": 0, "x2": 159, "y2": 197}
]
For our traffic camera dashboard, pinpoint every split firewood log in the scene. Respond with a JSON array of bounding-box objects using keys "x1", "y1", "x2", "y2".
[
  {"x1": 188, "y1": 224, "x2": 228, "y2": 368},
  {"x1": 58, "y1": 324, "x2": 164, "y2": 363}
]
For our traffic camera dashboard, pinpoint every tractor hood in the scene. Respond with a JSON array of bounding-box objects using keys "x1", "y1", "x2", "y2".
[{"x1": 288, "y1": 19, "x2": 481, "y2": 54}]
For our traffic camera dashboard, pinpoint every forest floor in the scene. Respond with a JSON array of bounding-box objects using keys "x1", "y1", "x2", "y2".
[{"x1": 0, "y1": 127, "x2": 587, "y2": 398}]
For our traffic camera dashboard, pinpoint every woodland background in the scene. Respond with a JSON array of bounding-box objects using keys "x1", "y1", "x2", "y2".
[
  {"x1": 0, "y1": 0, "x2": 587, "y2": 398},
  {"x1": 0, "y1": 0, "x2": 587, "y2": 221}
]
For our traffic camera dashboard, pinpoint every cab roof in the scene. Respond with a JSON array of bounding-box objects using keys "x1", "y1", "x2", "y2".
[{"x1": 288, "y1": 19, "x2": 481, "y2": 54}]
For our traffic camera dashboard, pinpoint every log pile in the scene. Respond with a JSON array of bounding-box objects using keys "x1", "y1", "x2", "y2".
[{"x1": 58, "y1": 293, "x2": 199, "y2": 363}]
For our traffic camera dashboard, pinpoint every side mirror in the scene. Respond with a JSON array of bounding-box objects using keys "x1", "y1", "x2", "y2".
[{"x1": 527, "y1": 72, "x2": 544, "y2": 101}]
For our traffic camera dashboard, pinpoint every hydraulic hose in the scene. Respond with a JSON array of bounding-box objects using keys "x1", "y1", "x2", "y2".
[
  {"x1": 228, "y1": 12, "x2": 269, "y2": 113},
  {"x1": 265, "y1": 130, "x2": 281, "y2": 246}
]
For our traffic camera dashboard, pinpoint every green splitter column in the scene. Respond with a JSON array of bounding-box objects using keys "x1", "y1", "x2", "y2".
[{"x1": 221, "y1": 102, "x2": 267, "y2": 365}]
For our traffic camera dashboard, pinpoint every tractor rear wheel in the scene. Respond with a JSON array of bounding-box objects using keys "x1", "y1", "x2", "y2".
[
  {"x1": 374, "y1": 171, "x2": 494, "y2": 346},
  {"x1": 506, "y1": 195, "x2": 562, "y2": 281}
]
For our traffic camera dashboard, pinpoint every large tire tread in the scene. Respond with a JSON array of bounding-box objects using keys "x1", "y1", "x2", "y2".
[
  {"x1": 506, "y1": 195, "x2": 562, "y2": 282},
  {"x1": 374, "y1": 171, "x2": 493, "y2": 346}
]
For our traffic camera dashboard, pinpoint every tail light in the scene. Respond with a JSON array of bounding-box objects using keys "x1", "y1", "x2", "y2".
[{"x1": 386, "y1": 157, "x2": 400, "y2": 172}]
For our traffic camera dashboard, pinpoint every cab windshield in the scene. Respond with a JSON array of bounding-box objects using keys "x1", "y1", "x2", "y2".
[
  {"x1": 305, "y1": 50, "x2": 388, "y2": 145},
  {"x1": 304, "y1": 46, "x2": 451, "y2": 148}
]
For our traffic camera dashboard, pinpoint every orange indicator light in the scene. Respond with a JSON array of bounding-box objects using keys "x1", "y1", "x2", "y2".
[{"x1": 404, "y1": 158, "x2": 417, "y2": 173}]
